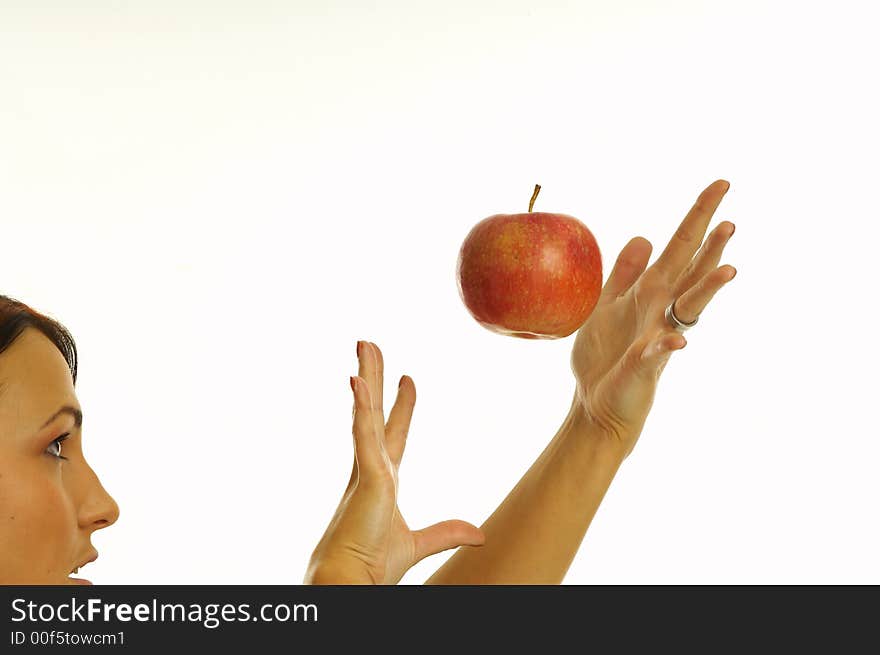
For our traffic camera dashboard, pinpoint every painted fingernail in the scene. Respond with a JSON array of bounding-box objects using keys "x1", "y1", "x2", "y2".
[
  {"x1": 356, "y1": 340, "x2": 362, "y2": 357},
  {"x1": 350, "y1": 376, "x2": 357, "y2": 392}
]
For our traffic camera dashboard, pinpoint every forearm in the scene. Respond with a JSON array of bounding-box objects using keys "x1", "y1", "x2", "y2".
[{"x1": 425, "y1": 393, "x2": 626, "y2": 584}]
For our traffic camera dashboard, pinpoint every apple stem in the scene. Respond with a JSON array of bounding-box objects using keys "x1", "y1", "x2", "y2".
[{"x1": 529, "y1": 184, "x2": 541, "y2": 212}]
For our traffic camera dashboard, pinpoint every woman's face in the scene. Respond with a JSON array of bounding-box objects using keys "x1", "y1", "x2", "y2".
[{"x1": 0, "y1": 327, "x2": 119, "y2": 584}]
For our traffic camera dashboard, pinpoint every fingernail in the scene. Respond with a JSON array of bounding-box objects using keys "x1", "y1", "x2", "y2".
[
  {"x1": 350, "y1": 376, "x2": 357, "y2": 392},
  {"x1": 398, "y1": 375, "x2": 406, "y2": 388},
  {"x1": 356, "y1": 340, "x2": 362, "y2": 357}
]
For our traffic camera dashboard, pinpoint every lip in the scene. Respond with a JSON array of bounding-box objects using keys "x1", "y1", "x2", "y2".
[{"x1": 70, "y1": 550, "x2": 99, "y2": 576}]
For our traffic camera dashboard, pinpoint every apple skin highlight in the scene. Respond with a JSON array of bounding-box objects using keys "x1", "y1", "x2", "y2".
[{"x1": 456, "y1": 210, "x2": 603, "y2": 339}]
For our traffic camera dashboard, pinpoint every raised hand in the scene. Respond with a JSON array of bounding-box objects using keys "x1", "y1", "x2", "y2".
[
  {"x1": 570, "y1": 180, "x2": 737, "y2": 458},
  {"x1": 305, "y1": 341, "x2": 484, "y2": 584}
]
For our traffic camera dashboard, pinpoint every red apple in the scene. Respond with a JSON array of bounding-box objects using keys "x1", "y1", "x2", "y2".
[{"x1": 456, "y1": 185, "x2": 603, "y2": 339}]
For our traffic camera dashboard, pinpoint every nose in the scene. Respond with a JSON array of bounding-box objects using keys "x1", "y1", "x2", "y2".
[{"x1": 76, "y1": 462, "x2": 120, "y2": 531}]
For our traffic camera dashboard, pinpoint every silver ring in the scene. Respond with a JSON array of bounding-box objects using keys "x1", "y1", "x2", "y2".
[{"x1": 665, "y1": 300, "x2": 698, "y2": 332}]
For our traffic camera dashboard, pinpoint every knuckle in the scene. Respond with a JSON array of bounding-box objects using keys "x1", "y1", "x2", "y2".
[{"x1": 674, "y1": 225, "x2": 695, "y2": 243}]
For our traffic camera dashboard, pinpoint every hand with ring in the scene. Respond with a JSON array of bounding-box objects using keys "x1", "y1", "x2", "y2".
[{"x1": 570, "y1": 179, "x2": 737, "y2": 459}]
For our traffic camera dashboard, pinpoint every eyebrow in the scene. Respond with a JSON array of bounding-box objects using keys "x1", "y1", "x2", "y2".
[{"x1": 41, "y1": 405, "x2": 83, "y2": 430}]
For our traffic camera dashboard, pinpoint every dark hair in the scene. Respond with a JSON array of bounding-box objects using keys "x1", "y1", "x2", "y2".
[{"x1": 0, "y1": 295, "x2": 78, "y2": 385}]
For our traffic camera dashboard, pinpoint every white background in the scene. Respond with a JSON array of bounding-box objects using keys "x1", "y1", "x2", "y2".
[{"x1": 1, "y1": 1, "x2": 877, "y2": 584}]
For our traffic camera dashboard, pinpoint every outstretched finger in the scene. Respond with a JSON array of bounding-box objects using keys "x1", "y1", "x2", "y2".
[
  {"x1": 653, "y1": 179, "x2": 730, "y2": 281},
  {"x1": 674, "y1": 220, "x2": 736, "y2": 296},
  {"x1": 350, "y1": 375, "x2": 387, "y2": 476},
  {"x1": 357, "y1": 341, "x2": 386, "y2": 445},
  {"x1": 598, "y1": 236, "x2": 653, "y2": 303},
  {"x1": 671, "y1": 264, "x2": 737, "y2": 325},
  {"x1": 385, "y1": 375, "x2": 416, "y2": 467},
  {"x1": 357, "y1": 341, "x2": 384, "y2": 413}
]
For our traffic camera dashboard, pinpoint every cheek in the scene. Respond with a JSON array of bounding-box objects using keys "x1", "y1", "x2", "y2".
[{"x1": 0, "y1": 460, "x2": 78, "y2": 583}]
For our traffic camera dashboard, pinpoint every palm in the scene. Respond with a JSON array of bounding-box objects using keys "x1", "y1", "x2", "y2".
[
  {"x1": 573, "y1": 285, "x2": 642, "y2": 389},
  {"x1": 331, "y1": 466, "x2": 416, "y2": 584},
  {"x1": 361, "y1": 421, "x2": 475, "y2": 585},
  {"x1": 572, "y1": 266, "x2": 675, "y2": 447},
  {"x1": 346, "y1": 458, "x2": 418, "y2": 584},
  {"x1": 570, "y1": 180, "x2": 738, "y2": 456}
]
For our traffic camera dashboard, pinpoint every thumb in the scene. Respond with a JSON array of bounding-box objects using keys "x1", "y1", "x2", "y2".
[{"x1": 412, "y1": 520, "x2": 485, "y2": 563}]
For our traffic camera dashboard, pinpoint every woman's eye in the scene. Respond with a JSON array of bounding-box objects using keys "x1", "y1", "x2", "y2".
[{"x1": 46, "y1": 433, "x2": 70, "y2": 460}]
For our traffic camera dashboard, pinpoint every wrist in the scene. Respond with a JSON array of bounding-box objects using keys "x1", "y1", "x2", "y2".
[{"x1": 563, "y1": 391, "x2": 629, "y2": 466}]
